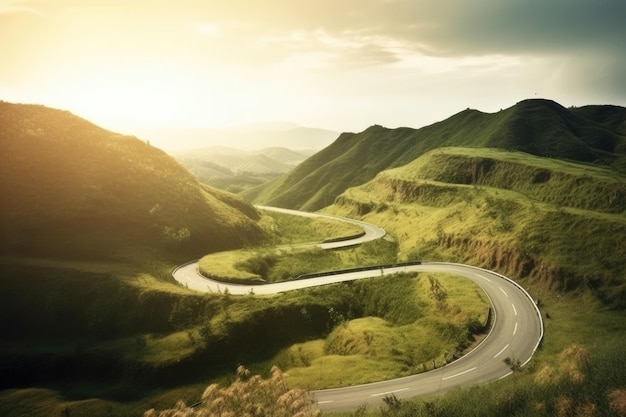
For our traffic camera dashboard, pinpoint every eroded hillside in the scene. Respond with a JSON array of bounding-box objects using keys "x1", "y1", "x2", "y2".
[{"x1": 330, "y1": 147, "x2": 626, "y2": 307}]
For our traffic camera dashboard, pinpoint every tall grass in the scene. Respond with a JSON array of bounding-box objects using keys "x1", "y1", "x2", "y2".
[
  {"x1": 272, "y1": 273, "x2": 488, "y2": 389},
  {"x1": 326, "y1": 295, "x2": 626, "y2": 417}
]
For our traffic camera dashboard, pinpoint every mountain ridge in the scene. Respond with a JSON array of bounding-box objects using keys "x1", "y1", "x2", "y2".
[{"x1": 247, "y1": 99, "x2": 626, "y2": 211}]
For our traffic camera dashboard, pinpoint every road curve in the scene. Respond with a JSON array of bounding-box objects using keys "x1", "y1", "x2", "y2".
[
  {"x1": 256, "y1": 205, "x2": 387, "y2": 249},
  {"x1": 172, "y1": 209, "x2": 543, "y2": 412}
]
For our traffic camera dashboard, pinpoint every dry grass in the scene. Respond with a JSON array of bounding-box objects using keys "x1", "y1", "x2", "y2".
[
  {"x1": 609, "y1": 389, "x2": 626, "y2": 417},
  {"x1": 145, "y1": 366, "x2": 320, "y2": 417}
]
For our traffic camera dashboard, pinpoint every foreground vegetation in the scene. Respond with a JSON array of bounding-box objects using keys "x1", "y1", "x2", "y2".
[
  {"x1": 0, "y1": 258, "x2": 486, "y2": 417},
  {"x1": 273, "y1": 273, "x2": 488, "y2": 389},
  {"x1": 144, "y1": 366, "x2": 321, "y2": 417},
  {"x1": 328, "y1": 294, "x2": 626, "y2": 417},
  {"x1": 0, "y1": 191, "x2": 481, "y2": 416}
]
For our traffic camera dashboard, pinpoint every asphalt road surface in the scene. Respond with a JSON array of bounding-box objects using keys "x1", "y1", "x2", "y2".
[{"x1": 172, "y1": 208, "x2": 543, "y2": 412}]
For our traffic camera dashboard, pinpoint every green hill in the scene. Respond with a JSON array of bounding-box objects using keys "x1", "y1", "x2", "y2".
[
  {"x1": 0, "y1": 101, "x2": 265, "y2": 260},
  {"x1": 247, "y1": 99, "x2": 626, "y2": 211},
  {"x1": 331, "y1": 147, "x2": 625, "y2": 307}
]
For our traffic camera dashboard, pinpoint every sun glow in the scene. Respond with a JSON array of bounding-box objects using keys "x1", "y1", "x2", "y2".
[{"x1": 32, "y1": 61, "x2": 269, "y2": 132}]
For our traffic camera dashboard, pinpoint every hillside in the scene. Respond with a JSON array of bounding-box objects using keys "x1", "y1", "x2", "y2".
[
  {"x1": 248, "y1": 99, "x2": 626, "y2": 211},
  {"x1": 0, "y1": 101, "x2": 266, "y2": 260},
  {"x1": 330, "y1": 147, "x2": 626, "y2": 307}
]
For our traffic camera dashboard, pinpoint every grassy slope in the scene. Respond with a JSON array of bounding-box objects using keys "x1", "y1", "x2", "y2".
[
  {"x1": 247, "y1": 99, "x2": 626, "y2": 211},
  {"x1": 198, "y1": 210, "x2": 366, "y2": 283},
  {"x1": 323, "y1": 147, "x2": 626, "y2": 416},
  {"x1": 0, "y1": 101, "x2": 274, "y2": 415},
  {"x1": 274, "y1": 273, "x2": 488, "y2": 389},
  {"x1": 0, "y1": 101, "x2": 265, "y2": 261},
  {"x1": 2, "y1": 99, "x2": 624, "y2": 416},
  {"x1": 330, "y1": 147, "x2": 625, "y2": 306}
]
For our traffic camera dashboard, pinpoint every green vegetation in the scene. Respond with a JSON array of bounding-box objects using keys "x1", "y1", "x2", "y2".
[
  {"x1": 273, "y1": 273, "x2": 488, "y2": 389},
  {"x1": 328, "y1": 295, "x2": 626, "y2": 417},
  {"x1": 392, "y1": 147, "x2": 625, "y2": 213},
  {"x1": 198, "y1": 209, "x2": 378, "y2": 284},
  {"x1": 3, "y1": 99, "x2": 626, "y2": 417},
  {"x1": 0, "y1": 101, "x2": 266, "y2": 261},
  {"x1": 0, "y1": 259, "x2": 485, "y2": 417},
  {"x1": 330, "y1": 147, "x2": 626, "y2": 307},
  {"x1": 258, "y1": 209, "x2": 363, "y2": 245},
  {"x1": 248, "y1": 99, "x2": 625, "y2": 211}
]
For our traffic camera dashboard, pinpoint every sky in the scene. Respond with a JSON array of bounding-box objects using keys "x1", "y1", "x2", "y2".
[{"x1": 1, "y1": 0, "x2": 625, "y2": 143}]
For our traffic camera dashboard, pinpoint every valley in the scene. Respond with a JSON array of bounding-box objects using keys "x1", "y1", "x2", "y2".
[
  {"x1": 1, "y1": 99, "x2": 625, "y2": 417},
  {"x1": 171, "y1": 208, "x2": 543, "y2": 411}
]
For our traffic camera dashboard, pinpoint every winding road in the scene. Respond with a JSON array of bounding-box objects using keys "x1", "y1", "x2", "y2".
[{"x1": 172, "y1": 207, "x2": 543, "y2": 412}]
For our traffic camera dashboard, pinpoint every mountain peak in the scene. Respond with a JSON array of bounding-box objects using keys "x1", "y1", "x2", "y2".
[{"x1": 250, "y1": 99, "x2": 626, "y2": 211}]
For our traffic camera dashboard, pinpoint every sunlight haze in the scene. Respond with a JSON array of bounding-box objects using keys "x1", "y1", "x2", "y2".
[{"x1": 1, "y1": 0, "x2": 625, "y2": 148}]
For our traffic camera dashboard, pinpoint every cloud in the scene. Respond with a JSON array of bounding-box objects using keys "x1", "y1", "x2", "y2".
[
  {"x1": 396, "y1": 0, "x2": 626, "y2": 57},
  {"x1": 1, "y1": 0, "x2": 624, "y2": 132},
  {"x1": 183, "y1": 0, "x2": 624, "y2": 55}
]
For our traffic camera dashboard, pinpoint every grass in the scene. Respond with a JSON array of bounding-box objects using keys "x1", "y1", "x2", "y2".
[
  {"x1": 385, "y1": 147, "x2": 625, "y2": 214},
  {"x1": 3, "y1": 100, "x2": 625, "y2": 416},
  {"x1": 330, "y1": 148, "x2": 626, "y2": 306},
  {"x1": 0, "y1": 101, "x2": 267, "y2": 262},
  {"x1": 198, "y1": 209, "x2": 384, "y2": 284},
  {"x1": 271, "y1": 273, "x2": 488, "y2": 389},
  {"x1": 325, "y1": 294, "x2": 626, "y2": 417},
  {"x1": 258, "y1": 209, "x2": 363, "y2": 245},
  {"x1": 0, "y1": 260, "x2": 488, "y2": 417}
]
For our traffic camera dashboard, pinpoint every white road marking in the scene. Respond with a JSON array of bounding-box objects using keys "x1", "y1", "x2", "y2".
[
  {"x1": 494, "y1": 343, "x2": 510, "y2": 359},
  {"x1": 512, "y1": 304, "x2": 518, "y2": 316},
  {"x1": 499, "y1": 371, "x2": 514, "y2": 380},
  {"x1": 442, "y1": 367, "x2": 477, "y2": 381},
  {"x1": 474, "y1": 273, "x2": 492, "y2": 283},
  {"x1": 513, "y1": 322, "x2": 518, "y2": 336},
  {"x1": 317, "y1": 401, "x2": 334, "y2": 404},
  {"x1": 499, "y1": 287, "x2": 509, "y2": 297},
  {"x1": 371, "y1": 388, "x2": 409, "y2": 397}
]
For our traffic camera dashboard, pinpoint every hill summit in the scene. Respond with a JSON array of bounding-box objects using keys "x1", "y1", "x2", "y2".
[
  {"x1": 0, "y1": 101, "x2": 265, "y2": 260},
  {"x1": 247, "y1": 99, "x2": 626, "y2": 211}
]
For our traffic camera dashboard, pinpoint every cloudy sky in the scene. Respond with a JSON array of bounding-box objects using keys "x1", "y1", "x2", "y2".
[{"x1": 1, "y1": 0, "x2": 625, "y2": 141}]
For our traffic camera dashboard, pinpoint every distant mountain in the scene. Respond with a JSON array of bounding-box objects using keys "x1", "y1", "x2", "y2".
[
  {"x1": 175, "y1": 146, "x2": 307, "y2": 173},
  {"x1": 135, "y1": 125, "x2": 340, "y2": 152},
  {"x1": 248, "y1": 99, "x2": 626, "y2": 211},
  {"x1": 235, "y1": 154, "x2": 292, "y2": 175},
  {"x1": 0, "y1": 101, "x2": 266, "y2": 260},
  {"x1": 174, "y1": 146, "x2": 310, "y2": 193}
]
